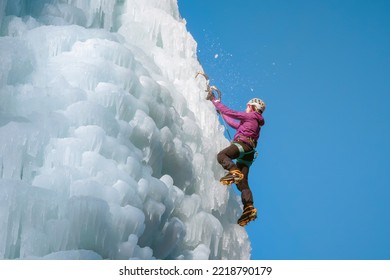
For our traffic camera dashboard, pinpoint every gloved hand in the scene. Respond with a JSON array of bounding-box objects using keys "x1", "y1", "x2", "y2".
[{"x1": 206, "y1": 90, "x2": 215, "y2": 101}]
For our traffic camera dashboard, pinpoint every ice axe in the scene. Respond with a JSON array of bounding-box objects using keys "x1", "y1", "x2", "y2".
[
  {"x1": 195, "y1": 71, "x2": 232, "y2": 140},
  {"x1": 195, "y1": 71, "x2": 221, "y2": 101}
]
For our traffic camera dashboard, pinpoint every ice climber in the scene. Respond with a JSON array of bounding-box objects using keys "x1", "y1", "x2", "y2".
[{"x1": 207, "y1": 92, "x2": 266, "y2": 226}]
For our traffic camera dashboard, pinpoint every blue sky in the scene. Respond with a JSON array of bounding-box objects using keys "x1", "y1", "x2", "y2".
[{"x1": 178, "y1": 0, "x2": 390, "y2": 259}]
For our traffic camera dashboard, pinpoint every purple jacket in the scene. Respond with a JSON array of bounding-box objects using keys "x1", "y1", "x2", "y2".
[{"x1": 212, "y1": 100, "x2": 264, "y2": 147}]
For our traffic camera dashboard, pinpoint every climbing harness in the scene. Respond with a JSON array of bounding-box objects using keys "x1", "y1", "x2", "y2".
[{"x1": 233, "y1": 142, "x2": 258, "y2": 167}]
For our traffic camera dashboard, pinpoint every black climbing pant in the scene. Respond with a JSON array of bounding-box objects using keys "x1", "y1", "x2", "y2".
[{"x1": 217, "y1": 141, "x2": 256, "y2": 207}]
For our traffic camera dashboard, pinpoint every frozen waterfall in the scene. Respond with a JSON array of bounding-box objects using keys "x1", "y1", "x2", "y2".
[{"x1": 0, "y1": 0, "x2": 251, "y2": 259}]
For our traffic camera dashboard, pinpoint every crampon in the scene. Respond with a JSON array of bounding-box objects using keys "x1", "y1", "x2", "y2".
[
  {"x1": 219, "y1": 169, "x2": 244, "y2": 185},
  {"x1": 237, "y1": 205, "x2": 257, "y2": 226}
]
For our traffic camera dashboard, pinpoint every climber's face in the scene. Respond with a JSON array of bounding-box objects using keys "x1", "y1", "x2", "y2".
[{"x1": 245, "y1": 104, "x2": 253, "y2": 113}]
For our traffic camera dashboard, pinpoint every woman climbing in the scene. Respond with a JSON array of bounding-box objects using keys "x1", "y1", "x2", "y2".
[{"x1": 207, "y1": 92, "x2": 266, "y2": 226}]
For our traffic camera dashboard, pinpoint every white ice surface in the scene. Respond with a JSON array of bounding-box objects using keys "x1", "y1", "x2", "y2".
[{"x1": 0, "y1": 0, "x2": 250, "y2": 259}]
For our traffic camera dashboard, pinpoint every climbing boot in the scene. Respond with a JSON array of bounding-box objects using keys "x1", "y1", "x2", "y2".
[
  {"x1": 237, "y1": 204, "x2": 257, "y2": 226},
  {"x1": 219, "y1": 169, "x2": 244, "y2": 185}
]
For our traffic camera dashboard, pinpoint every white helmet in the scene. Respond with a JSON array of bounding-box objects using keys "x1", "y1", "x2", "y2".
[{"x1": 247, "y1": 98, "x2": 266, "y2": 113}]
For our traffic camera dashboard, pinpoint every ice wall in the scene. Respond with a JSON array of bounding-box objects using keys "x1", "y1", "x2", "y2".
[{"x1": 0, "y1": 0, "x2": 251, "y2": 259}]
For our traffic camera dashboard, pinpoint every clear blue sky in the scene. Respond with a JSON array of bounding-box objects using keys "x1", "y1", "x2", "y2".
[{"x1": 178, "y1": 0, "x2": 390, "y2": 259}]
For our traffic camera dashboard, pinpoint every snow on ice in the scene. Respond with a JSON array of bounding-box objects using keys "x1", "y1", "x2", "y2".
[{"x1": 0, "y1": 0, "x2": 251, "y2": 259}]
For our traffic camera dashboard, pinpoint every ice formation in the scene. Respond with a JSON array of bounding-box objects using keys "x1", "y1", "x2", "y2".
[{"x1": 0, "y1": 0, "x2": 251, "y2": 259}]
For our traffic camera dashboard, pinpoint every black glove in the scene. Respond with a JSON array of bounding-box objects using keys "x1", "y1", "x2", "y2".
[{"x1": 206, "y1": 90, "x2": 215, "y2": 101}]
